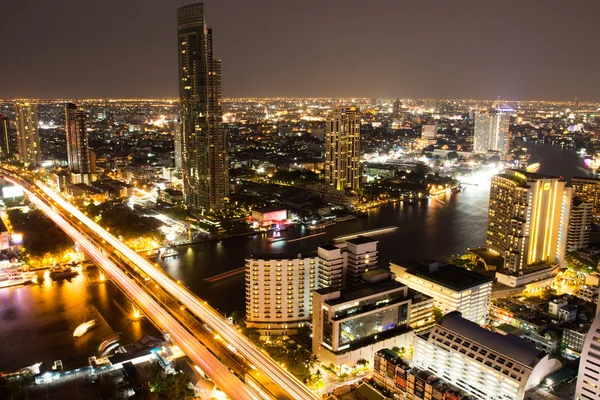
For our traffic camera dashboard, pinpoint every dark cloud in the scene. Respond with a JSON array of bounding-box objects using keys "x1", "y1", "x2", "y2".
[{"x1": 2, "y1": 0, "x2": 599, "y2": 100}]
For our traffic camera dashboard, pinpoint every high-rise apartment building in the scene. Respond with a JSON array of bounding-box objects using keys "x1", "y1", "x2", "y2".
[
  {"x1": 487, "y1": 170, "x2": 572, "y2": 273},
  {"x1": 473, "y1": 110, "x2": 511, "y2": 155},
  {"x1": 325, "y1": 106, "x2": 360, "y2": 191},
  {"x1": 576, "y1": 313, "x2": 600, "y2": 400},
  {"x1": 572, "y1": 176, "x2": 600, "y2": 214},
  {"x1": 0, "y1": 115, "x2": 12, "y2": 160},
  {"x1": 390, "y1": 261, "x2": 492, "y2": 325},
  {"x1": 178, "y1": 3, "x2": 229, "y2": 211},
  {"x1": 413, "y1": 312, "x2": 562, "y2": 400},
  {"x1": 14, "y1": 102, "x2": 41, "y2": 166},
  {"x1": 567, "y1": 199, "x2": 593, "y2": 251},
  {"x1": 244, "y1": 253, "x2": 317, "y2": 335},
  {"x1": 65, "y1": 103, "x2": 92, "y2": 176}
]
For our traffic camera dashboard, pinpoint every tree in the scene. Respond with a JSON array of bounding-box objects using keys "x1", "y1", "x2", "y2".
[
  {"x1": 303, "y1": 354, "x2": 320, "y2": 371},
  {"x1": 356, "y1": 358, "x2": 369, "y2": 367},
  {"x1": 433, "y1": 307, "x2": 444, "y2": 322}
]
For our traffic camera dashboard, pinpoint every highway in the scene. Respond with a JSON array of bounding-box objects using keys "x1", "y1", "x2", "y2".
[
  {"x1": 3, "y1": 167, "x2": 319, "y2": 400},
  {"x1": 35, "y1": 181, "x2": 320, "y2": 400},
  {"x1": 18, "y1": 182, "x2": 261, "y2": 400}
]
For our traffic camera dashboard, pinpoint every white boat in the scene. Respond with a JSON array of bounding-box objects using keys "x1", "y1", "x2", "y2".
[
  {"x1": 160, "y1": 248, "x2": 179, "y2": 259},
  {"x1": 0, "y1": 269, "x2": 34, "y2": 288},
  {"x1": 74, "y1": 319, "x2": 96, "y2": 337}
]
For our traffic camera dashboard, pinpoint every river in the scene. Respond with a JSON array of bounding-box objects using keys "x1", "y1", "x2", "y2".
[{"x1": 0, "y1": 141, "x2": 590, "y2": 372}]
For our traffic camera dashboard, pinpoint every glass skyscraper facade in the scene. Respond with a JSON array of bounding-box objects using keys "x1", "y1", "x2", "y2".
[{"x1": 177, "y1": 3, "x2": 229, "y2": 211}]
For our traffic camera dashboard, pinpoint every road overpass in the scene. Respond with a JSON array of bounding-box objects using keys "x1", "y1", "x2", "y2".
[{"x1": 2, "y1": 167, "x2": 319, "y2": 400}]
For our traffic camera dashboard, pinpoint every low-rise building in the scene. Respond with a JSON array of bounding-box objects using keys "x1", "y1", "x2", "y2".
[
  {"x1": 413, "y1": 311, "x2": 562, "y2": 400},
  {"x1": 251, "y1": 207, "x2": 287, "y2": 223},
  {"x1": 390, "y1": 261, "x2": 492, "y2": 324},
  {"x1": 562, "y1": 325, "x2": 588, "y2": 354}
]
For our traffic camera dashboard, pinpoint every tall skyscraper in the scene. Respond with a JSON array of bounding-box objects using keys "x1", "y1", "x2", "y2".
[
  {"x1": 65, "y1": 103, "x2": 92, "y2": 175},
  {"x1": 174, "y1": 119, "x2": 183, "y2": 170},
  {"x1": 487, "y1": 170, "x2": 572, "y2": 273},
  {"x1": 473, "y1": 109, "x2": 511, "y2": 155},
  {"x1": 0, "y1": 115, "x2": 12, "y2": 160},
  {"x1": 14, "y1": 102, "x2": 41, "y2": 166},
  {"x1": 177, "y1": 3, "x2": 229, "y2": 212},
  {"x1": 325, "y1": 106, "x2": 360, "y2": 191}
]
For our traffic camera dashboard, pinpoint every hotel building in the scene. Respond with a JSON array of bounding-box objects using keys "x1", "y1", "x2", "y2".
[
  {"x1": 576, "y1": 312, "x2": 600, "y2": 400},
  {"x1": 413, "y1": 311, "x2": 562, "y2": 400},
  {"x1": 390, "y1": 261, "x2": 492, "y2": 325},
  {"x1": 245, "y1": 253, "x2": 317, "y2": 335},
  {"x1": 487, "y1": 170, "x2": 572, "y2": 273}
]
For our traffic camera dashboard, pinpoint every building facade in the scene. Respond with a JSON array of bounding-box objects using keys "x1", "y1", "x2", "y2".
[
  {"x1": 14, "y1": 102, "x2": 41, "y2": 166},
  {"x1": 325, "y1": 106, "x2": 360, "y2": 191},
  {"x1": 177, "y1": 3, "x2": 229, "y2": 212},
  {"x1": 390, "y1": 261, "x2": 492, "y2": 325},
  {"x1": 0, "y1": 115, "x2": 12, "y2": 160},
  {"x1": 421, "y1": 123, "x2": 438, "y2": 140},
  {"x1": 487, "y1": 170, "x2": 572, "y2": 273},
  {"x1": 576, "y1": 313, "x2": 600, "y2": 400},
  {"x1": 413, "y1": 312, "x2": 562, "y2": 400},
  {"x1": 572, "y1": 176, "x2": 600, "y2": 214},
  {"x1": 567, "y1": 199, "x2": 593, "y2": 251},
  {"x1": 245, "y1": 254, "x2": 317, "y2": 335},
  {"x1": 65, "y1": 103, "x2": 92, "y2": 175},
  {"x1": 312, "y1": 276, "x2": 432, "y2": 367},
  {"x1": 473, "y1": 110, "x2": 511, "y2": 155}
]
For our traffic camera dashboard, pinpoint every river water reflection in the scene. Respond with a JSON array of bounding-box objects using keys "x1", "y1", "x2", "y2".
[{"x1": 0, "y1": 142, "x2": 589, "y2": 372}]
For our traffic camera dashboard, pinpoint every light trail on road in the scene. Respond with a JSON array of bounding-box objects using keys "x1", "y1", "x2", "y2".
[
  {"x1": 22, "y1": 184, "x2": 261, "y2": 400},
  {"x1": 36, "y1": 181, "x2": 320, "y2": 400}
]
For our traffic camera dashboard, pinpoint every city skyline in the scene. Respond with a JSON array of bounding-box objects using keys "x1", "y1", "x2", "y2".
[{"x1": 2, "y1": 0, "x2": 600, "y2": 101}]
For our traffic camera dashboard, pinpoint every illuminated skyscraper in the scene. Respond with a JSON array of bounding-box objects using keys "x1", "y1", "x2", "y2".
[
  {"x1": 177, "y1": 3, "x2": 229, "y2": 211},
  {"x1": 325, "y1": 106, "x2": 360, "y2": 191},
  {"x1": 14, "y1": 102, "x2": 41, "y2": 166},
  {"x1": 65, "y1": 103, "x2": 92, "y2": 175},
  {"x1": 0, "y1": 115, "x2": 12, "y2": 160},
  {"x1": 487, "y1": 170, "x2": 572, "y2": 273},
  {"x1": 174, "y1": 119, "x2": 183, "y2": 170},
  {"x1": 473, "y1": 109, "x2": 511, "y2": 155}
]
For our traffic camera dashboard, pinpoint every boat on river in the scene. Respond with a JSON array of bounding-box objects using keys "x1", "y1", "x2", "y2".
[{"x1": 73, "y1": 319, "x2": 96, "y2": 337}]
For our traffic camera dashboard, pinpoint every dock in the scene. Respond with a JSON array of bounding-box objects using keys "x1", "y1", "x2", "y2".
[
  {"x1": 334, "y1": 226, "x2": 398, "y2": 241},
  {"x1": 204, "y1": 267, "x2": 246, "y2": 283}
]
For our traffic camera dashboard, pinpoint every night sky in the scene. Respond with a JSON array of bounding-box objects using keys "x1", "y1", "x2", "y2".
[{"x1": 2, "y1": 0, "x2": 600, "y2": 100}]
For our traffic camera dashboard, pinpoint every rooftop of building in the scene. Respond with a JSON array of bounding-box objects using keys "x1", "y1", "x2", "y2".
[
  {"x1": 436, "y1": 311, "x2": 545, "y2": 367},
  {"x1": 316, "y1": 278, "x2": 405, "y2": 306},
  {"x1": 318, "y1": 242, "x2": 340, "y2": 251},
  {"x1": 346, "y1": 235, "x2": 378, "y2": 245},
  {"x1": 247, "y1": 252, "x2": 317, "y2": 261},
  {"x1": 252, "y1": 206, "x2": 287, "y2": 213},
  {"x1": 376, "y1": 348, "x2": 409, "y2": 366},
  {"x1": 405, "y1": 261, "x2": 492, "y2": 291},
  {"x1": 572, "y1": 176, "x2": 600, "y2": 182}
]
